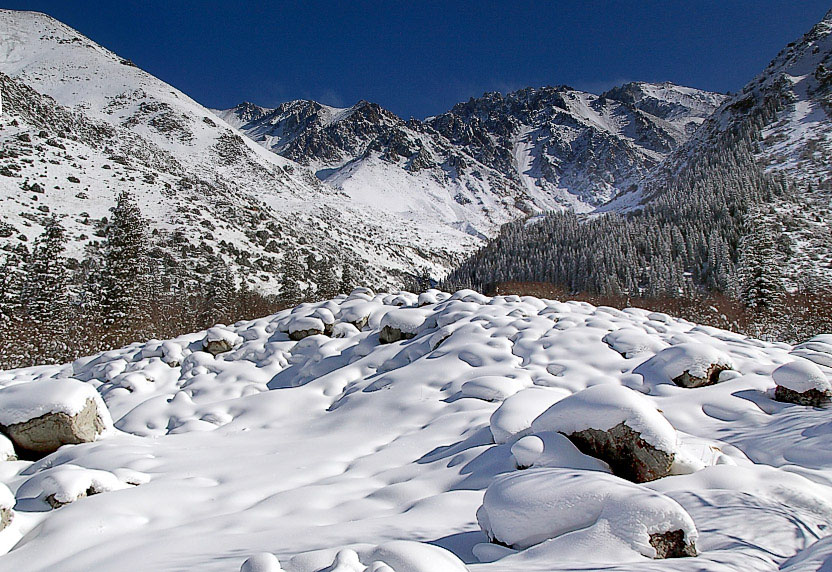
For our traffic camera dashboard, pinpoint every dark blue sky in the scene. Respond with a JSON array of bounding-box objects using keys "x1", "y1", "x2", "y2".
[{"x1": 6, "y1": 1, "x2": 831, "y2": 118}]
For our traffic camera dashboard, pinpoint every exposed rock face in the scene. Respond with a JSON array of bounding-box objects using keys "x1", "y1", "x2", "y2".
[
  {"x1": 566, "y1": 422, "x2": 674, "y2": 483},
  {"x1": 289, "y1": 328, "x2": 325, "y2": 341},
  {"x1": 672, "y1": 363, "x2": 730, "y2": 388},
  {"x1": 46, "y1": 485, "x2": 99, "y2": 509},
  {"x1": 2, "y1": 397, "x2": 105, "y2": 456},
  {"x1": 203, "y1": 339, "x2": 233, "y2": 356},
  {"x1": 649, "y1": 529, "x2": 697, "y2": 559},
  {"x1": 0, "y1": 506, "x2": 11, "y2": 532},
  {"x1": 379, "y1": 325, "x2": 417, "y2": 344},
  {"x1": 774, "y1": 385, "x2": 832, "y2": 407}
]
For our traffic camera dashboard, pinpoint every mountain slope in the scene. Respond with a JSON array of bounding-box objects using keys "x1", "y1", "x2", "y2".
[{"x1": 0, "y1": 10, "x2": 494, "y2": 293}]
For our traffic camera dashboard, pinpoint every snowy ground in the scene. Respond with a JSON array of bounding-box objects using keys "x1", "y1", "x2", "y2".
[{"x1": 0, "y1": 290, "x2": 831, "y2": 570}]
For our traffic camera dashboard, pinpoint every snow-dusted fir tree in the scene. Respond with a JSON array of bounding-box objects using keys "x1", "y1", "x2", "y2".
[
  {"x1": 279, "y1": 247, "x2": 303, "y2": 306},
  {"x1": 204, "y1": 257, "x2": 237, "y2": 324},
  {"x1": 99, "y1": 191, "x2": 152, "y2": 339},
  {"x1": 313, "y1": 256, "x2": 339, "y2": 300},
  {"x1": 20, "y1": 217, "x2": 69, "y2": 327}
]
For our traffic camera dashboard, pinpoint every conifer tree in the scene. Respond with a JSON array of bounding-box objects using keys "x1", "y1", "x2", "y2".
[
  {"x1": 21, "y1": 217, "x2": 70, "y2": 327},
  {"x1": 279, "y1": 247, "x2": 303, "y2": 306}
]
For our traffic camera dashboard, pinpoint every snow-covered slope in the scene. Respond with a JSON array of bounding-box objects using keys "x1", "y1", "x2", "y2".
[
  {"x1": 221, "y1": 84, "x2": 725, "y2": 216},
  {"x1": 0, "y1": 290, "x2": 831, "y2": 570},
  {"x1": 0, "y1": 10, "x2": 499, "y2": 290}
]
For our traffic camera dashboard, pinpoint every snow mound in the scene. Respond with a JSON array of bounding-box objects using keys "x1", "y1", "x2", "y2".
[
  {"x1": 16, "y1": 464, "x2": 133, "y2": 508},
  {"x1": 0, "y1": 379, "x2": 112, "y2": 429},
  {"x1": 792, "y1": 335, "x2": 832, "y2": 368},
  {"x1": 531, "y1": 384, "x2": 677, "y2": 454},
  {"x1": 478, "y1": 468, "x2": 697, "y2": 559},
  {"x1": 459, "y1": 376, "x2": 528, "y2": 402},
  {"x1": 241, "y1": 553, "x2": 282, "y2": 572},
  {"x1": 0, "y1": 435, "x2": 15, "y2": 461},
  {"x1": 489, "y1": 387, "x2": 569, "y2": 444},
  {"x1": 603, "y1": 328, "x2": 667, "y2": 358},
  {"x1": 773, "y1": 359, "x2": 832, "y2": 393},
  {"x1": 641, "y1": 342, "x2": 734, "y2": 387}
]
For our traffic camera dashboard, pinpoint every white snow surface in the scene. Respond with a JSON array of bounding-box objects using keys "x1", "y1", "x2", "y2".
[
  {"x1": 0, "y1": 289, "x2": 830, "y2": 570},
  {"x1": 478, "y1": 468, "x2": 697, "y2": 558},
  {"x1": 0, "y1": 378, "x2": 113, "y2": 428}
]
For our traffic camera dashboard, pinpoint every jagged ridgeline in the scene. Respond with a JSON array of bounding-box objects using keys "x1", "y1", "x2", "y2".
[{"x1": 443, "y1": 97, "x2": 794, "y2": 300}]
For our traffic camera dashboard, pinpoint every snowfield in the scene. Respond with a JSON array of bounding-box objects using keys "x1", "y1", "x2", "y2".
[{"x1": 0, "y1": 289, "x2": 832, "y2": 570}]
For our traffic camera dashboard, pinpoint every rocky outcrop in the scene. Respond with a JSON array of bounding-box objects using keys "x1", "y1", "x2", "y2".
[
  {"x1": 2, "y1": 397, "x2": 105, "y2": 456},
  {"x1": 566, "y1": 422, "x2": 674, "y2": 483},
  {"x1": 379, "y1": 325, "x2": 417, "y2": 344},
  {"x1": 649, "y1": 529, "x2": 698, "y2": 559}
]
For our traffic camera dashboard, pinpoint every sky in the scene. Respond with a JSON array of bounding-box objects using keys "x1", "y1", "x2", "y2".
[{"x1": 5, "y1": 1, "x2": 832, "y2": 118}]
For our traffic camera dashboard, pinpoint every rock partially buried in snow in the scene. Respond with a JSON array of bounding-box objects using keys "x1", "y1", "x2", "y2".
[
  {"x1": 0, "y1": 434, "x2": 16, "y2": 461},
  {"x1": 511, "y1": 435, "x2": 544, "y2": 469},
  {"x1": 240, "y1": 553, "x2": 282, "y2": 572},
  {"x1": 0, "y1": 483, "x2": 13, "y2": 534},
  {"x1": 202, "y1": 327, "x2": 242, "y2": 356},
  {"x1": 489, "y1": 387, "x2": 569, "y2": 444},
  {"x1": 460, "y1": 376, "x2": 527, "y2": 402},
  {"x1": 603, "y1": 328, "x2": 667, "y2": 358},
  {"x1": 16, "y1": 464, "x2": 132, "y2": 509},
  {"x1": 478, "y1": 468, "x2": 697, "y2": 560},
  {"x1": 288, "y1": 316, "x2": 326, "y2": 341},
  {"x1": 366, "y1": 541, "x2": 470, "y2": 572},
  {"x1": 773, "y1": 359, "x2": 832, "y2": 407},
  {"x1": 379, "y1": 309, "x2": 428, "y2": 344},
  {"x1": 531, "y1": 384, "x2": 677, "y2": 482},
  {"x1": 643, "y1": 343, "x2": 734, "y2": 388},
  {"x1": 0, "y1": 379, "x2": 113, "y2": 456}
]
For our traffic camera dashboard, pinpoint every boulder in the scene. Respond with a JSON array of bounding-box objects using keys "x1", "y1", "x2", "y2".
[
  {"x1": 773, "y1": 359, "x2": 832, "y2": 406},
  {"x1": 642, "y1": 343, "x2": 734, "y2": 388},
  {"x1": 379, "y1": 326, "x2": 416, "y2": 344},
  {"x1": 202, "y1": 327, "x2": 241, "y2": 356},
  {"x1": 288, "y1": 316, "x2": 326, "y2": 341},
  {"x1": 531, "y1": 385, "x2": 677, "y2": 483},
  {"x1": 379, "y1": 308, "x2": 429, "y2": 344},
  {"x1": 478, "y1": 468, "x2": 697, "y2": 559},
  {"x1": 0, "y1": 379, "x2": 113, "y2": 457}
]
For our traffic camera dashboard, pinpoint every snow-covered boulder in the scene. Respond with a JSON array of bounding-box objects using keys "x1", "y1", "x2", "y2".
[
  {"x1": 511, "y1": 435, "x2": 544, "y2": 469},
  {"x1": 791, "y1": 334, "x2": 832, "y2": 368},
  {"x1": 0, "y1": 379, "x2": 113, "y2": 456},
  {"x1": 489, "y1": 387, "x2": 568, "y2": 444},
  {"x1": 641, "y1": 343, "x2": 734, "y2": 388},
  {"x1": 603, "y1": 328, "x2": 667, "y2": 358},
  {"x1": 240, "y1": 553, "x2": 282, "y2": 572},
  {"x1": 16, "y1": 464, "x2": 132, "y2": 509},
  {"x1": 531, "y1": 384, "x2": 677, "y2": 482},
  {"x1": 312, "y1": 308, "x2": 336, "y2": 336},
  {"x1": 338, "y1": 300, "x2": 377, "y2": 330},
  {"x1": 202, "y1": 327, "x2": 242, "y2": 356},
  {"x1": 379, "y1": 309, "x2": 428, "y2": 344},
  {"x1": 460, "y1": 376, "x2": 527, "y2": 402},
  {"x1": 288, "y1": 316, "x2": 326, "y2": 341},
  {"x1": 773, "y1": 359, "x2": 832, "y2": 407},
  {"x1": 478, "y1": 468, "x2": 697, "y2": 559}
]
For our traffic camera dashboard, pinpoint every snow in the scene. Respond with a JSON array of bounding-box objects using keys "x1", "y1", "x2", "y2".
[
  {"x1": 0, "y1": 290, "x2": 830, "y2": 570},
  {"x1": 379, "y1": 308, "x2": 430, "y2": 335},
  {"x1": 288, "y1": 317, "x2": 326, "y2": 335},
  {"x1": 241, "y1": 553, "x2": 283, "y2": 572},
  {"x1": 792, "y1": 334, "x2": 832, "y2": 368},
  {"x1": 772, "y1": 358, "x2": 832, "y2": 393},
  {"x1": 641, "y1": 342, "x2": 734, "y2": 384},
  {"x1": 0, "y1": 435, "x2": 14, "y2": 461},
  {"x1": 531, "y1": 384, "x2": 678, "y2": 454},
  {"x1": 478, "y1": 468, "x2": 697, "y2": 559},
  {"x1": 488, "y1": 387, "x2": 568, "y2": 444},
  {"x1": 0, "y1": 378, "x2": 112, "y2": 428},
  {"x1": 205, "y1": 327, "x2": 243, "y2": 346}
]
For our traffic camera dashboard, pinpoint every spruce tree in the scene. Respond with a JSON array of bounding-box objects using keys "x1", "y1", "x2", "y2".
[
  {"x1": 99, "y1": 191, "x2": 152, "y2": 342},
  {"x1": 279, "y1": 247, "x2": 303, "y2": 306}
]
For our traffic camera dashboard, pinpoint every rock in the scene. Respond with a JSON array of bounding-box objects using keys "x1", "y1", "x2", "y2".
[
  {"x1": 379, "y1": 325, "x2": 416, "y2": 343},
  {"x1": 642, "y1": 343, "x2": 734, "y2": 388},
  {"x1": 531, "y1": 385, "x2": 677, "y2": 483},
  {"x1": 0, "y1": 379, "x2": 113, "y2": 457},
  {"x1": 773, "y1": 359, "x2": 832, "y2": 406},
  {"x1": 649, "y1": 529, "x2": 698, "y2": 559},
  {"x1": 3, "y1": 397, "x2": 106, "y2": 456},
  {"x1": 288, "y1": 316, "x2": 326, "y2": 341},
  {"x1": 478, "y1": 468, "x2": 697, "y2": 559},
  {"x1": 202, "y1": 327, "x2": 241, "y2": 356},
  {"x1": 0, "y1": 483, "x2": 13, "y2": 533}
]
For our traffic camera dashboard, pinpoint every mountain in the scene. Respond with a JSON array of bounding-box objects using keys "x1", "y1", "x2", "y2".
[
  {"x1": 220, "y1": 84, "x2": 725, "y2": 215},
  {"x1": 0, "y1": 9, "x2": 495, "y2": 294},
  {"x1": 446, "y1": 10, "x2": 832, "y2": 313}
]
